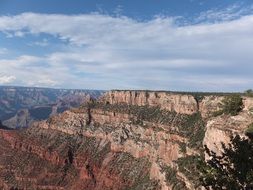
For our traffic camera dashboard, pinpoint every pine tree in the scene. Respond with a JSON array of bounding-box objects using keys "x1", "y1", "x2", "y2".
[{"x1": 200, "y1": 135, "x2": 253, "y2": 190}]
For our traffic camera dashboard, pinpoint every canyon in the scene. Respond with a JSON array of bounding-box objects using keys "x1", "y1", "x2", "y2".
[
  {"x1": 0, "y1": 90, "x2": 252, "y2": 190},
  {"x1": 0, "y1": 86, "x2": 103, "y2": 129}
]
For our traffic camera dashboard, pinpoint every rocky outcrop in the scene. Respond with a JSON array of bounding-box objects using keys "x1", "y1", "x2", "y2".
[
  {"x1": 243, "y1": 96, "x2": 253, "y2": 112},
  {"x1": 203, "y1": 112, "x2": 253, "y2": 156},
  {"x1": 201, "y1": 95, "x2": 253, "y2": 157},
  {"x1": 3, "y1": 109, "x2": 32, "y2": 128},
  {"x1": 199, "y1": 96, "x2": 224, "y2": 118}
]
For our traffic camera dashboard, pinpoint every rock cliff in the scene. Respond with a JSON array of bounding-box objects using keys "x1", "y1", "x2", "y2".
[
  {"x1": 0, "y1": 90, "x2": 252, "y2": 190},
  {"x1": 102, "y1": 90, "x2": 198, "y2": 115}
]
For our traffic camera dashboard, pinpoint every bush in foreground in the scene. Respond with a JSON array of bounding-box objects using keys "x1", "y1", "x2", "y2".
[{"x1": 200, "y1": 135, "x2": 253, "y2": 190}]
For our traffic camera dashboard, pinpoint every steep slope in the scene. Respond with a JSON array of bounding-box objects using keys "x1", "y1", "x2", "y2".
[
  {"x1": 0, "y1": 128, "x2": 159, "y2": 190},
  {"x1": 0, "y1": 90, "x2": 252, "y2": 190}
]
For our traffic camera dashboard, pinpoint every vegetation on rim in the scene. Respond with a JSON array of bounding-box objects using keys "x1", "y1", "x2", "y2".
[
  {"x1": 214, "y1": 94, "x2": 243, "y2": 116},
  {"x1": 244, "y1": 89, "x2": 253, "y2": 97}
]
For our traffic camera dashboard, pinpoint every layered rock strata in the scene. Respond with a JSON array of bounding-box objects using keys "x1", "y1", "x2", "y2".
[{"x1": 0, "y1": 90, "x2": 252, "y2": 190}]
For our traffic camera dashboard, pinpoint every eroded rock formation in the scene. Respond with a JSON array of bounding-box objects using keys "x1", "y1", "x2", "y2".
[
  {"x1": 101, "y1": 90, "x2": 198, "y2": 115},
  {"x1": 0, "y1": 90, "x2": 252, "y2": 190}
]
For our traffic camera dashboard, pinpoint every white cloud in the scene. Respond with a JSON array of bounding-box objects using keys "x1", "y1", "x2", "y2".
[
  {"x1": 195, "y1": 3, "x2": 253, "y2": 23},
  {"x1": 0, "y1": 10, "x2": 252, "y2": 91},
  {"x1": 0, "y1": 75, "x2": 16, "y2": 84}
]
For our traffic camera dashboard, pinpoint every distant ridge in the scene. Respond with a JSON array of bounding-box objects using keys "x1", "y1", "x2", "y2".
[{"x1": 0, "y1": 86, "x2": 105, "y2": 128}]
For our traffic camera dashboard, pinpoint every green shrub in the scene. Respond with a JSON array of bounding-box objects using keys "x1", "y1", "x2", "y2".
[
  {"x1": 178, "y1": 142, "x2": 187, "y2": 154},
  {"x1": 200, "y1": 135, "x2": 253, "y2": 189},
  {"x1": 212, "y1": 109, "x2": 224, "y2": 117},
  {"x1": 160, "y1": 164, "x2": 187, "y2": 190},
  {"x1": 178, "y1": 113, "x2": 206, "y2": 149},
  {"x1": 245, "y1": 123, "x2": 253, "y2": 138},
  {"x1": 244, "y1": 89, "x2": 253, "y2": 97},
  {"x1": 177, "y1": 155, "x2": 203, "y2": 188},
  {"x1": 221, "y1": 94, "x2": 243, "y2": 116}
]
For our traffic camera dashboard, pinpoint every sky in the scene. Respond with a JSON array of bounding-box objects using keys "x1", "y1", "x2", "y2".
[{"x1": 0, "y1": 0, "x2": 253, "y2": 91}]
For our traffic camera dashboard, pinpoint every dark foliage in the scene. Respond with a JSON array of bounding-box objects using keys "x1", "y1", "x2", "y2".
[
  {"x1": 160, "y1": 164, "x2": 187, "y2": 190},
  {"x1": 214, "y1": 94, "x2": 243, "y2": 116},
  {"x1": 177, "y1": 155, "x2": 204, "y2": 188},
  {"x1": 200, "y1": 135, "x2": 253, "y2": 190},
  {"x1": 177, "y1": 112, "x2": 206, "y2": 149},
  {"x1": 246, "y1": 123, "x2": 253, "y2": 139},
  {"x1": 244, "y1": 89, "x2": 253, "y2": 97}
]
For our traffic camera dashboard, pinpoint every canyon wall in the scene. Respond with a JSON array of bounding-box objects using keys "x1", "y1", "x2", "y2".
[
  {"x1": 0, "y1": 90, "x2": 252, "y2": 190},
  {"x1": 101, "y1": 90, "x2": 198, "y2": 115}
]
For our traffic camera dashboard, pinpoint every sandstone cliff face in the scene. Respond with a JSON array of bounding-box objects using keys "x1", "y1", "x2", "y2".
[
  {"x1": 203, "y1": 112, "x2": 253, "y2": 157},
  {"x1": 0, "y1": 90, "x2": 252, "y2": 190},
  {"x1": 243, "y1": 96, "x2": 253, "y2": 112},
  {"x1": 102, "y1": 91, "x2": 198, "y2": 115},
  {"x1": 199, "y1": 96, "x2": 224, "y2": 118},
  {"x1": 201, "y1": 95, "x2": 253, "y2": 157}
]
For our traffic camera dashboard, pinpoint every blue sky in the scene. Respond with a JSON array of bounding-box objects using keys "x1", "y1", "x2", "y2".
[{"x1": 0, "y1": 0, "x2": 253, "y2": 91}]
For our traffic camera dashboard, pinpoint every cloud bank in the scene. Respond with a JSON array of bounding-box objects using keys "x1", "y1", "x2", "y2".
[
  {"x1": 0, "y1": 11, "x2": 252, "y2": 91},
  {"x1": 0, "y1": 75, "x2": 16, "y2": 84}
]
